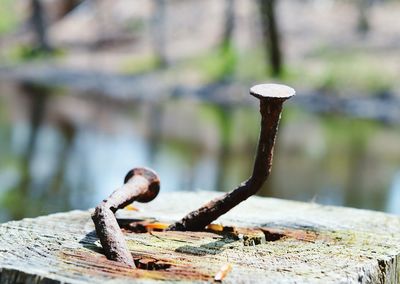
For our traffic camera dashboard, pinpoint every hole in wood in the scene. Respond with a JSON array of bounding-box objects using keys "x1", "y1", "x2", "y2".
[
  {"x1": 261, "y1": 229, "x2": 285, "y2": 242},
  {"x1": 133, "y1": 257, "x2": 171, "y2": 270}
]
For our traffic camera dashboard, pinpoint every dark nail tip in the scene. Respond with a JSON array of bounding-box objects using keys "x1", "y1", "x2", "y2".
[{"x1": 250, "y1": 84, "x2": 295, "y2": 100}]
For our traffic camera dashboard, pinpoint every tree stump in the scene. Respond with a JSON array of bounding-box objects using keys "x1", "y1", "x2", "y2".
[{"x1": 1, "y1": 192, "x2": 400, "y2": 283}]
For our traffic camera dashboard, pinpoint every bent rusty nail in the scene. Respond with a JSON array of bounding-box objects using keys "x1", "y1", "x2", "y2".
[
  {"x1": 169, "y1": 84, "x2": 295, "y2": 231},
  {"x1": 92, "y1": 167, "x2": 160, "y2": 267}
]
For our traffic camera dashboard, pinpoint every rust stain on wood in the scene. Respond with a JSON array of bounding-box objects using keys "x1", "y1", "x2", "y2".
[{"x1": 60, "y1": 249, "x2": 211, "y2": 282}]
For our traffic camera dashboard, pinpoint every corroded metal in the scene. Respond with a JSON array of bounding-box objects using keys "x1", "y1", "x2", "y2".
[
  {"x1": 169, "y1": 84, "x2": 295, "y2": 231},
  {"x1": 92, "y1": 167, "x2": 160, "y2": 267}
]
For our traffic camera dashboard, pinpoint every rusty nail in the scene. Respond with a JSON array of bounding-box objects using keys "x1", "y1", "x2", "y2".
[
  {"x1": 169, "y1": 84, "x2": 295, "y2": 231},
  {"x1": 92, "y1": 167, "x2": 160, "y2": 267}
]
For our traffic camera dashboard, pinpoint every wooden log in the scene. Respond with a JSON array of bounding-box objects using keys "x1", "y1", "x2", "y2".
[{"x1": 1, "y1": 191, "x2": 400, "y2": 283}]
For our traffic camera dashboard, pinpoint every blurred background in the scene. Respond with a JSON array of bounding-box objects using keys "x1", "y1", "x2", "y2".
[{"x1": 0, "y1": 0, "x2": 399, "y2": 222}]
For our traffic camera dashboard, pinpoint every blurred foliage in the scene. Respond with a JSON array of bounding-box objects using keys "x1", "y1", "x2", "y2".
[
  {"x1": 307, "y1": 47, "x2": 395, "y2": 94},
  {"x1": 283, "y1": 105, "x2": 379, "y2": 148},
  {"x1": 233, "y1": 47, "x2": 395, "y2": 95},
  {"x1": 187, "y1": 43, "x2": 237, "y2": 82},
  {"x1": 199, "y1": 104, "x2": 233, "y2": 148},
  {"x1": 0, "y1": 186, "x2": 29, "y2": 220},
  {"x1": 120, "y1": 55, "x2": 161, "y2": 74},
  {"x1": 322, "y1": 115, "x2": 378, "y2": 147},
  {"x1": 124, "y1": 18, "x2": 146, "y2": 34},
  {"x1": 119, "y1": 43, "x2": 397, "y2": 95},
  {"x1": 161, "y1": 138, "x2": 201, "y2": 158},
  {"x1": 199, "y1": 103, "x2": 259, "y2": 151},
  {"x1": 0, "y1": 0, "x2": 18, "y2": 35},
  {"x1": 10, "y1": 45, "x2": 66, "y2": 61},
  {"x1": 0, "y1": 96, "x2": 13, "y2": 163},
  {"x1": 235, "y1": 48, "x2": 268, "y2": 81}
]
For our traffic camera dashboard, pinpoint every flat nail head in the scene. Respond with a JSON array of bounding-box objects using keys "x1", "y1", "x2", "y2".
[
  {"x1": 124, "y1": 167, "x2": 160, "y2": 203},
  {"x1": 250, "y1": 84, "x2": 295, "y2": 101}
]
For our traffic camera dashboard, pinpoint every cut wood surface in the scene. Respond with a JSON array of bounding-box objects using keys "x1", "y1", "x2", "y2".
[{"x1": 0, "y1": 191, "x2": 400, "y2": 283}]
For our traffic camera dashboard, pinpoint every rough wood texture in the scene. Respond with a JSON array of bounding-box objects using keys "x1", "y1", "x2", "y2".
[{"x1": 1, "y1": 192, "x2": 400, "y2": 283}]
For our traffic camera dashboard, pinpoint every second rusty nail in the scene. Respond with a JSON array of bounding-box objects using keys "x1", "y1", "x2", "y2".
[{"x1": 92, "y1": 167, "x2": 160, "y2": 267}]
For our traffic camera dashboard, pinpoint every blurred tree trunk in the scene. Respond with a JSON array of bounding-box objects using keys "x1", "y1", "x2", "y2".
[
  {"x1": 152, "y1": 0, "x2": 167, "y2": 68},
  {"x1": 221, "y1": 0, "x2": 235, "y2": 49},
  {"x1": 259, "y1": 0, "x2": 282, "y2": 77},
  {"x1": 31, "y1": 0, "x2": 52, "y2": 52},
  {"x1": 356, "y1": 0, "x2": 372, "y2": 35},
  {"x1": 219, "y1": 0, "x2": 236, "y2": 81}
]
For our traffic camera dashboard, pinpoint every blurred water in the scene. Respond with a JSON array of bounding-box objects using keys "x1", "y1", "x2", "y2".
[{"x1": 0, "y1": 84, "x2": 400, "y2": 221}]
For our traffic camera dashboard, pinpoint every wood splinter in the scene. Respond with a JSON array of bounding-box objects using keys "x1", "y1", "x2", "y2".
[
  {"x1": 92, "y1": 167, "x2": 160, "y2": 267},
  {"x1": 169, "y1": 84, "x2": 295, "y2": 231}
]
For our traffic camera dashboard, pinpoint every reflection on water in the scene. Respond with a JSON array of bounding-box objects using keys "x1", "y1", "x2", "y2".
[
  {"x1": 0, "y1": 83, "x2": 400, "y2": 221},
  {"x1": 387, "y1": 172, "x2": 400, "y2": 215}
]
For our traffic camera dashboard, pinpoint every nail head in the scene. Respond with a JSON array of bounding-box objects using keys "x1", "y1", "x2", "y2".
[
  {"x1": 124, "y1": 167, "x2": 160, "y2": 203},
  {"x1": 250, "y1": 84, "x2": 295, "y2": 100}
]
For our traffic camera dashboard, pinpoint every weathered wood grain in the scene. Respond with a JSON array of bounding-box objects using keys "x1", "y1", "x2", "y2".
[{"x1": 1, "y1": 191, "x2": 400, "y2": 283}]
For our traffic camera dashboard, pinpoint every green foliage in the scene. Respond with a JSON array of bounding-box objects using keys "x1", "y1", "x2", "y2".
[
  {"x1": 218, "y1": 42, "x2": 237, "y2": 79},
  {"x1": 10, "y1": 45, "x2": 65, "y2": 62},
  {"x1": 233, "y1": 46, "x2": 396, "y2": 95},
  {"x1": 304, "y1": 48, "x2": 395, "y2": 94},
  {"x1": 124, "y1": 18, "x2": 145, "y2": 33},
  {"x1": 0, "y1": 0, "x2": 18, "y2": 35},
  {"x1": 119, "y1": 43, "x2": 396, "y2": 95},
  {"x1": 199, "y1": 104, "x2": 233, "y2": 147},
  {"x1": 187, "y1": 43, "x2": 238, "y2": 82},
  {"x1": 279, "y1": 105, "x2": 311, "y2": 124},
  {"x1": 235, "y1": 48, "x2": 267, "y2": 82},
  {"x1": 0, "y1": 188, "x2": 26, "y2": 219},
  {"x1": 198, "y1": 104, "x2": 260, "y2": 151},
  {"x1": 321, "y1": 115, "x2": 378, "y2": 147},
  {"x1": 120, "y1": 55, "x2": 161, "y2": 74},
  {"x1": 162, "y1": 139, "x2": 199, "y2": 157}
]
